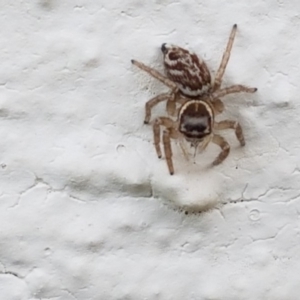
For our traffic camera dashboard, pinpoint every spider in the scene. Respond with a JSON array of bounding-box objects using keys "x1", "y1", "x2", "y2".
[{"x1": 131, "y1": 24, "x2": 257, "y2": 174}]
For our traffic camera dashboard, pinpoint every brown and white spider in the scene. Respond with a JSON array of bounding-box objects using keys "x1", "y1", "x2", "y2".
[{"x1": 132, "y1": 24, "x2": 257, "y2": 175}]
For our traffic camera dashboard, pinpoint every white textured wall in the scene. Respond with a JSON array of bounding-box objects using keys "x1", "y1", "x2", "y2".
[{"x1": 0, "y1": 1, "x2": 300, "y2": 299}]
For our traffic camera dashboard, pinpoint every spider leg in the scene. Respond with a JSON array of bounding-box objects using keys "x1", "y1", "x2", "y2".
[
  {"x1": 212, "y1": 84, "x2": 257, "y2": 99},
  {"x1": 211, "y1": 98, "x2": 225, "y2": 115},
  {"x1": 144, "y1": 93, "x2": 170, "y2": 124},
  {"x1": 166, "y1": 91, "x2": 177, "y2": 117},
  {"x1": 153, "y1": 117, "x2": 178, "y2": 175},
  {"x1": 131, "y1": 59, "x2": 178, "y2": 90},
  {"x1": 166, "y1": 93, "x2": 190, "y2": 117},
  {"x1": 214, "y1": 120, "x2": 245, "y2": 146},
  {"x1": 145, "y1": 91, "x2": 187, "y2": 124},
  {"x1": 163, "y1": 130, "x2": 174, "y2": 175},
  {"x1": 213, "y1": 24, "x2": 237, "y2": 91},
  {"x1": 153, "y1": 119, "x2": 163, "y2": 159},
  {"x1": 211, "y1": 134, "x2": 230, "y2": 166},
  {"x1": 132, "y1": 59, "x2": 180, "y2": 120}
]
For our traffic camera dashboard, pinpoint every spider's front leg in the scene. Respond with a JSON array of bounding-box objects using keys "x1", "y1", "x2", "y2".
[
  {"x1": 163, "y1": 129, "x2": 174, "y2": 175},
  {"x1": 131, "y1": 59, "x2": 179, "y2": 122},
  {"x1": 144, "y1": 92, "x2": 181, "y2": 124},
  {"x1": 165, "y1": 90, "x2": 178, "y2": 117},
  {"x1": 153, "y1": 117, "x2": 178, "y2": 175},
  {"x1": 214, "y1": 120, "x2": 245, "y2": 146},
  {"x1": 211, "y1": 134, "x2": 230, "y2": 166},
  {"x1": 144, "y1": 93, "x2": 170, "y2": 124}
]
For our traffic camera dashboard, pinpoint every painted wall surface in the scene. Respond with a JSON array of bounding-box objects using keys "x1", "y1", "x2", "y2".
[{"x1": 0, "y1": 1, "x2": 299, "y2": 299}]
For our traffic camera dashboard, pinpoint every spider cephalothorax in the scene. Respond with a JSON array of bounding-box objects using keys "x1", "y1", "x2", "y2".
[
  {"x1": 132, "y1": 24, "x2": 256, "y2": 174},
  {"x1": 178, "y1": 100, "x2": 214, "y2": 141}
]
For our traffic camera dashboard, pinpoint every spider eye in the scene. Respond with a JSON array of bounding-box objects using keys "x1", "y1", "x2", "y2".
[
  {"x1": 180, "y1": 115, "x2": 211, "y2": 138},
  {"x1": 181, "y1": 123, "x2": 208, "y2": 138},
  {"x1": 185, "y1": 124, "x2": 207, "y2": 132},
  {"x1": 161, "y1": 43, "x2": 167, "y2": 52}
]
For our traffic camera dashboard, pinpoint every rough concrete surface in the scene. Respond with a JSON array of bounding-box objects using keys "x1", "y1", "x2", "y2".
[{"x1": 0, "y1": 1, "x2": 299, "y2": 299}]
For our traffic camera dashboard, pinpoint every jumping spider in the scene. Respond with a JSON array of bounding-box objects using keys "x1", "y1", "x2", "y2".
[{"x1": 132, "y1": 24, "x2": 257, "y2": 175}]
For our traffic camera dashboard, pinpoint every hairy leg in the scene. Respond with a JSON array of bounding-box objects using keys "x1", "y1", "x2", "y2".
[
  {"x1": 213, "y1": 24, "x2": 237, "y2": 91},
  {"x1": 144, "y1": 93, "x2": 170, "y2": 124},
  {"x1": 153, "y1": 117, "x2": 178, "y2": 174},
  {"x1": 131, "y1": 59, "x2": 178, "y2": 90},
  {"x1": 211, "y1": 134, "x2": 230, "y2": 165},
  {"x1": 153, "y1": 117, "x2": 176, "y2": 159},
  {"x1": 211, "y1": 98, "x2": 225, "y2": 115},
  {"x1": 163, "y1": 130, "x2": 174, "y2": 175},
  {"x1": 166, "y1": 92, "x2": 176, "y2": 117},
  {"x1": 214, "y1": 120, "x2": 245, "y2": 146}
]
